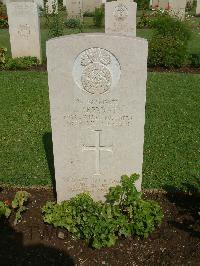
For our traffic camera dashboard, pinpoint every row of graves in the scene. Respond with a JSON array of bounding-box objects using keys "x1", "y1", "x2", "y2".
[
  {"x1": 151, "y1": 0, "x2": 200, "y2": 18},
  {"x1": 1, "y1": 0, "x2": 106, "y2": 15},
  {"x1": 5, "y1": 0, "x2": 146, "y2": 200}
]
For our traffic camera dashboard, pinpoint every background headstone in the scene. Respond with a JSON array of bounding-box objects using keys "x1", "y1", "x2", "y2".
[
  {"x1": 66, "y1": 0, "x2": 83, "y2": 18},
  {"x1": 47, "y1": 33, "x2": 148, "y2": 202},
  {"x1": 7, "y1": 1, "x2": 41, "y2": 61},
  {"x1": 158, "y1": 0, "x2": 169, "y2": 9},
  {"x1": 105, "y1": 0, "x2": 137, "y2": 36},
  {"x1": 196, "y1": 0, "x2": 200, "y2": 15},
  {"x1": 169, "y1": 0, "x2": 187, "y2": 20},
  {"x1": 151, "y1": 0, "x2": 159, "y2": 9}
]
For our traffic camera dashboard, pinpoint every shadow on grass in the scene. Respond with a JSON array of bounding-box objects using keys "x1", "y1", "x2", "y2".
[
  {"x1": 163, "y1": 183, "x2": 200, "y2": 239},
  {"x1": 43, "y1": 132, "x2": 56, "y2": 198},
  {"x1": 0, "y1": 220, "x2": 75, "y2": 266}
]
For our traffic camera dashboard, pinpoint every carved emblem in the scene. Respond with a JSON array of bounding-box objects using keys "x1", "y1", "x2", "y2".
[
  {"x1": 80, "y1": 48, "x2": 112, "y2": 95},
  {"x1": 73, "y1": 47, "x2": 121, "y2": 95},
  {"x1": 114, "y1": 4, "x2": 128, "y2": 21}
]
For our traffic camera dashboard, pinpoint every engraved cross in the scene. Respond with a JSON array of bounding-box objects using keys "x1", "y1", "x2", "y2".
[{"x1": 82, "y1": 130, "x2": 113, "y2": 175}]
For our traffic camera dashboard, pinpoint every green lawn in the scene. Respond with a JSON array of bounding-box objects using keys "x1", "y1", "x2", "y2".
[{"x1": 0, "y1": 71, "x2": 199, "y2": 192}]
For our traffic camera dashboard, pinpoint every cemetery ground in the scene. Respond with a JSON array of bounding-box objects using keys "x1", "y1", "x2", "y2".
[
  {"x1": 0, "y1": 71, "x2": 199, "y2": 265},
  {"x1": 0, "y1": 9, "x2": 200, "y2": 266}
]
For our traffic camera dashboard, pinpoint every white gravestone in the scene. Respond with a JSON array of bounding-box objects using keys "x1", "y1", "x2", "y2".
[
  {"x1": 7, "y1": 1, "x2": 41, "y2": 61},
  {"x1": 169, "y1": 0, "x2": 186, "y2": 20},
  {"x1": 151, "y1": 0, "x2": 159, "y2": 9},
  {"x1": 47, "y1": 33, "x2": 148, "y2": 202},
  {"x1": 105, "y1": 0, "x2": 137, "y2": 37},
  {"x1": 158, "y1": 0, "x2": 169, "y2": 9},
  {"x1": 196, "y1": 0, "x2": 200, "y2": 15},
  {"x1": 66, "y1": 0, "x2": 83, "y2": 18}
]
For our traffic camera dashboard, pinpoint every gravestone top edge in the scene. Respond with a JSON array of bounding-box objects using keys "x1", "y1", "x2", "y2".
[{"x1": 46, "y1": 33, "x2": 148, "y2": 46}]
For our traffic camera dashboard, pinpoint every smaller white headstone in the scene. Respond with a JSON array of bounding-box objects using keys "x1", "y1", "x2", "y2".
[
  {"x1": 105, "y1": 0, "x2": 137, "y2": 37},
  {"x1": 7, "y1": 1, "x2": 41, "y2": 61},
  {"x1": 158, "y1": 0, "x2": 169, "y2": 10},
  {"x1": 169, "y1": 0, "x2": 187, "y2": 20},
  {"x1": 66, "y1": 0, "x2": 83, "y2": 18},
  {"x1": 151, "y1": 0, "x2": 159, "y2": 9},
  {"x1": 196, "y1": 0, "x2": 200, "y2": 15}
]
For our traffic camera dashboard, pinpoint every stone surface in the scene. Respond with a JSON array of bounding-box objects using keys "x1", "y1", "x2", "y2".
[
  {"x1": 65, "y1": 0, "x2": 83, "y2": 18},
  {"x1": 105, "y1": 0, "x2": 137, "y2": 37},
  {"x1": 7, "y1": 1, "x2": 41, "y2": 61},
  {"x1": 196, "y1": 0, "x2": 200, "y2": 15},
  {"x1": 47, "y1": 33, "x2": 148, "y2": 202},
  {"x1": 169, "y1": 0, "x2": 186, "y2": 20},
  {"x1": 151, "y1": 0, "x2": 159, "y2": 9},
  {"x1": 158, "y1": 0, "x2": 169, "y2": 9}
]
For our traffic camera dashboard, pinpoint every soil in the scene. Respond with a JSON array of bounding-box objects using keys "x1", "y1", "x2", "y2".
[{"x1": 0, "y1": 188, "x2": 199, "y2": 266}]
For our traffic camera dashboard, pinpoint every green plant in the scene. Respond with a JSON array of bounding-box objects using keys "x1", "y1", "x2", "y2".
[
  {"x1": 42, "y1": 174, "x2": 163, "y2": 249},
  {"x1": 0, "y1": 201, "x2": 11, "y2": 219},
  {"x1": 83, "y1": 11, "x2": 94, "y2": 17},
  {"x1": 148, "y1": 15, "x2": 191, "y2": 67},
  {"x1": 3, "y1": 56, "x2": 39, "y2": 70},
  {"x1": 93, "y1": 6, "x2": 104, "y2": 28},
  {"x1": 65, "y1": 18, "x2": 83, "y2": 31},
  {"x1": 135, "y1": 0, "x2": 150, "y2": 10},
  {"x1": 0, "y1": 16, "x2": 8, "y2": 29},
  {"x1": 0, "y1": 47, "x2": 7, "y2": 64},
  {"x1": 12, "y1": 191, "x2": 30, "y2": 225},
  {"x1": 44, "y1": 2, "x2": 64, "y2": 38},
  {"x1": 190, "y1": 53, "x2": 200, "y2": 68}
]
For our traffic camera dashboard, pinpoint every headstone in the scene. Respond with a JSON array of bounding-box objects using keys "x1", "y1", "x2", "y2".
[
  {"x1": 151, "y1": 0, "x2": 159, "y2": 9},
  {"x1": 7, "y1": 1, "x2": 41, "y2": 61},
  {"x1": 66, "y1": 0, "x2": 83, "y2": 18},
  {"x1": 47, "y1": 33, "x2": 148, "y2": 202},
  {"x1": 158, "y1": 0, "x2": 169, "y2": 10},
  {"x1": 196, "y1": 0, "x2": 200, "y2": 15},
  {"x1": 169, "y1": 0, "x2": 187, "y2": 20},
  {"x1": 46, "y1": 0, "x2": 58, "y2": 14},
  {"x1": 105, "y1": 0, "x2": 137, "y2": 37}
]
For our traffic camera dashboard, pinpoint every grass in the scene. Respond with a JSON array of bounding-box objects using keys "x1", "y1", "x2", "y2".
[{"x1": 0, "y1": 71, "x2": 199, "y2": 192}]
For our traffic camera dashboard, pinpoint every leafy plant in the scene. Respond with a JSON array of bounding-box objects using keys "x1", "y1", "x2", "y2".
[
  {"x1": 83, "y1": 11, "x2": 94, "y2": 17},
  {"x1": 12, "y1": 191, "x2": 30, "y2": 225},
  {"x1": 3, "y1": 56, "x2": 39, "y2": 70},
  {"x1": 0, "y1": 16, "x2": 8, "y2": 29},
  {"x1": 148, "y1": 14, "x2": 191, "y2": 67},
  {"x1": 44, "y1": 2, "x2": 64, "y2": 38},
  {"x1": 42, "y1": 174, "x2": 163, "y2": 249},
  {"x1": 65, "y1": 18, "x2": 83, "y2": 31},
  {"x1": 190, "y1": 53, "x2": 200, "y2": 68},
  {"x1": 135, "y1": 0, "x2": 150, "y2": 10},
  {"x1": 0, "y1": 201, "x2": 11, "y2": 219},
  {"x1": 93, "y1": 6, "x2": 104, "y2": 28},
  {"x1": 0, "y1": 47, "x2": 7, "y2": 64}
]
